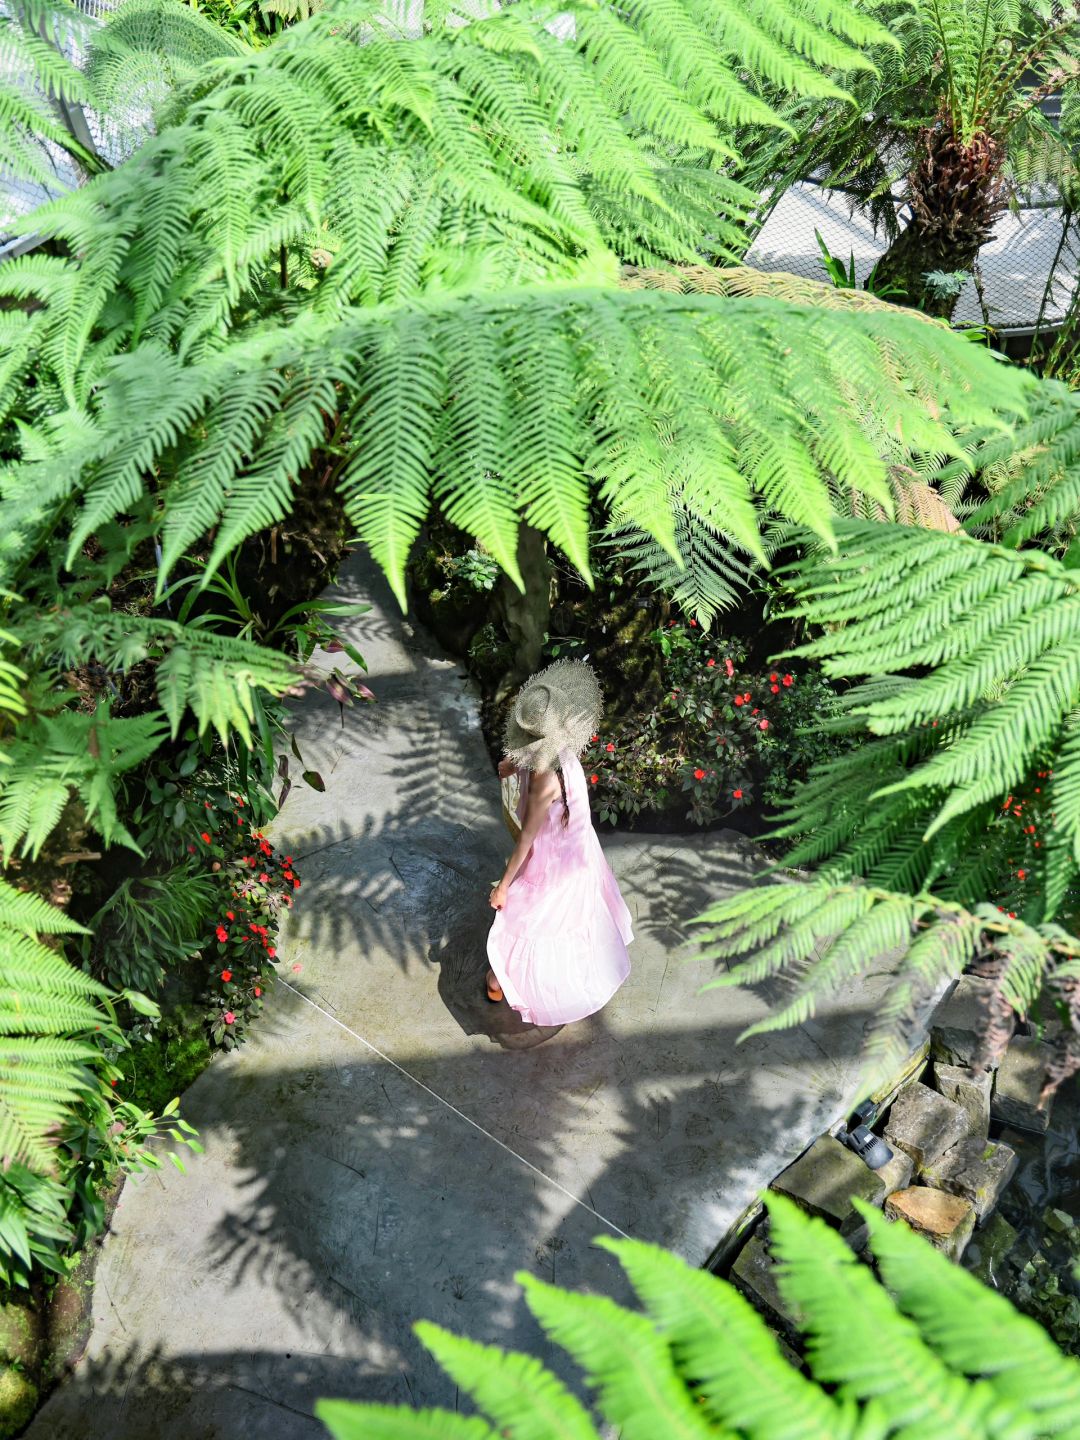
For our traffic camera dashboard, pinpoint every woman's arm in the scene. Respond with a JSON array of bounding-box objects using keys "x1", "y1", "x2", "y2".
[{"x1": 490, "y1": 772, "x2": 558, "y2": 909}]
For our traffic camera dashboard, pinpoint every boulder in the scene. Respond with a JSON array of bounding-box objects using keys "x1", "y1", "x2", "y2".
[
  {"x1": 770, "y1": 1136, "x2": 886, "y2": 1250},
  {"x1": 874, "y1": 1148, "x2": 915, "y2": 1197},
  {"x1": 884, "y1": 1082, "x2": 968, "y2": 1171},
  {"x1": 930, "y1": 976, "x2": 997, "y2": 1067},
  {"x1": 933, "y1": 1063, "x2": 992, "y2": 1139},
  {"x1": 991, "y1": 1038, "x2": 1054, "y2": 1134},
  {"x1": 730, "y1": 1232, "x2": 802, "y2": 1344},
  {"x1": 885, "y1": 1186, "x2": 977, "y2": 1261},
  {"x1": 921, "y1": 1137, "x2": 1017, "y2": 1222},
  {"x1": 967, "y1": 1212, "x2": 1018, "y2": 1287}
]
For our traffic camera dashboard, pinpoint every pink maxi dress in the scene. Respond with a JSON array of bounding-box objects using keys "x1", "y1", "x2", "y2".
[{"x1": 487, "y1": 749, "x2": 633, "y2": 1026}]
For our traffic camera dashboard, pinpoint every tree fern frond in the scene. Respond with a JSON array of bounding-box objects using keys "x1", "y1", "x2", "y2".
[
  {"x1": 765, "y1": 1193, "x2": 1039, "y2": 1438},
  {"x1": 518, "y1": 1271, "x2": 721, "y2": 1440},
  {"x1": 597, "y1": 1235, "x2": 856, "y2": 1439},
  {"x1": 413, "y1": 1321, "x2": 598, "y2": 1440},
  {"x1": 863, "y1": 1202, "x2": 1080, "y2": 1435}
]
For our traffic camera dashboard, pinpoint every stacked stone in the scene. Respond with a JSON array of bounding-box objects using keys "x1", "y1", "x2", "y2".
[{"x1": 730, "y1": 974, "x2": 1051, "y2": 1334}]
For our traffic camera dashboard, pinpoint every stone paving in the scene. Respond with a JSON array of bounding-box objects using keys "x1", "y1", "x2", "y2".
[{"x1": 31, "y1": 553, "x2": 926, "y2": 1439}]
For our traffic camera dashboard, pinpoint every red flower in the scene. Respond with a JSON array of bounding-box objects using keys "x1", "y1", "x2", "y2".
[
  {"x1": 259, "y1": 872, "x2": 269, "y2": 882},
  {"x1": 110, "y1": 1078, "x2": 117, "y2": 1087},
  {"x1": 267, "y1": 947, "x2": 276, "y2": 958},
  {"x1": 284, "y1": 856, "x2": 292, "y2": 865},
  {"x1": 689, "y1": 619, "x2": 697, "y2": 627},
  {"x1": 591, "y1": 734, "x2": 599, "y2": 742},
  {"x1": 204, "y1": 800, "x2": 211, "y2": 809},
  {"x1": 759, "y1": 719, "x2": 769, "y2": 730},
  {"x1": 226, "y1": 910, "x2": 235, "y2": 921},
  {"x1": 733, "y1": 788, "x2": 743, "y2": 799},
  {"x1": 200, "y1": 832, "x2": 211, "y2": 843},
  {"x1": 743, "y1": 692, "x2": 751, "y2": 703},
  {"x1": 293, "y1": 878, "x2": 301, "y2": 889},
  {"x1": 216, "y1": 926, "x2": 228, "y2": 942},
  {"x1": 782, "y1": 674, "x2": 793, "y2": 687},
  {"x1": 590, "y1": 774, "x2": 599, "y2": 784},
  {"x1": 188, "y1": 844, "x2": 196, "y2": 853},
  {"x1": 734, "y1": 696, "x2": 744, "y2": 707},
  {"x1": 769, "y1": 672, "x2": 778, "y2": 682},
  {"x1": 254, "y1": 986, "x2": 262, "y2": 997},
  {"x1": 224, "y1": 1011, "x2": 235, "y2": 1024},
  {"x1": 221, "y1": 970, "x2": 232, "y2": 982},
  {"x1": 605, "y1": 742, "x2": 615, "y2": 753},
  {"x1": 694, "y1": 768, "x2": 706, "y2": 780},
  {"x1": 668, "y1": 620, "x2": 676, "y2": 627},
  {"x1": 770, "y1": 684, "x2": 779, "y2": 694},
  {"x1": 250, "y1": 923, "x2": 259, "y2": 932},
  {"x1": 724, "y1": 658, "x2": 734, "y2": 677},
  {"x1": 1017, "y1": 869, "x2": 1026, "y2": 880},
  {"x1": 751, "y1": 708, "x2": 759, "y2": 716},
  {"x1": 237, "y1": 798, "x2": 245, "y2": 807},
  {"x1": 706, "y1": 659, "x2": 715, "y2": 668}
]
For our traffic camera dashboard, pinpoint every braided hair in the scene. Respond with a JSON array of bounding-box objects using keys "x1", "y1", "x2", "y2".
[{"x1": 556, "y1": 766, "x2": 570, "y2": 828}]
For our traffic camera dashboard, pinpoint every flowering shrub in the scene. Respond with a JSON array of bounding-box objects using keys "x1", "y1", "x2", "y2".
[
  {"x1": 584, "y1": 620, "x2": 847, "y2": 827},
  {"x1": 186, "y1": 792, "x2": 299, "y2": 1049}
]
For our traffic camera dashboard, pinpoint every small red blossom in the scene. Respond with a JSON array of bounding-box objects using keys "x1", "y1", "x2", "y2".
[
  {"x1": 259, "y1": 872, "x2": 269, "y2": 883},
  {"x1": 224, "y1": 1011, "x2": 235, "y2": 1024},
  {"x1": 200, "y1": 831, "x2": 211, "y2": 843},
  {"x1": 689, "y1": 619, "x2": 697, "y2": 627},
  {"x1": 759, "y1": 719, "x2": 769, "y2": 731},
  {"x1": 706, "y1": 659, "x2": 715, "y2": 668},
  {"x1": 226, "y1": 910, "x2": 235, "y2": 921},
  {"x1": 734, "y1": 696, "x2": 744, "y2": 707},
  {"x1": 254, "y1": 986, "x2": 262, "y2": 997},
  {"x1": 751, "y1": 708, "x2": 759, "y2": 716},
  {"x1": 769, "y1": 672, "x2": 778, "y2": 682},
  {"x1": 293, "y1": 878, "x2": 301, "y2": 889},
  {"x1": 694, "y1": 768, "x2": 706, "y2": 780},
  {"x1": 188, "y1": 844, "x2": 196, "y2": 853},
  {"x1": 606, "y1": 742, "x2": 615, "y2": 753},
  {"x1": 267, "y1": 947, "x2": 276, "y2": 958},
  {"x1": 782, "y1": 674, "x2": 793, "y2": 687},
  {"x1": 590, "y1": 774, "x2": 598, "y2": 784},
  {"x1": 591, "y1": 734, "x2": 599, "y2": 743},
  {"x1": 724, "y1": 658, "x2": 734, "y2": 677},
  {"x1": 221, "y1": 970, "x2": 232, "y2": 982},
  {"x1": 216, "y1": 926, "x2": 228, "y2": 942},
  {"x1": 770, "y1": 684, "x2": 779, "y2": 694},
  {"x1": 110, "y1": 1078, "x2": 117, "y2": 1087},
  {"x1": 1017, "y1": 869, "x2": 1026, "y2": 880},
  {"x1": 733, "y1": 788, "x2": 743, "y2": 799}
]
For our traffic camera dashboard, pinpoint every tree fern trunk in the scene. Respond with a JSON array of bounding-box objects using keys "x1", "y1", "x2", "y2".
[
  {"x1": 872, "y1": 114, "x2": 1007, "y2": 319},
  {"x1": 493, "y1": 524, "x2": 553, "y2": 700}
]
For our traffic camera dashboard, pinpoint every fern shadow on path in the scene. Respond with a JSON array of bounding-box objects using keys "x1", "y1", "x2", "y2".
[{"x1": 27, "y1": 550, "x2": 942, "y2": 1439}]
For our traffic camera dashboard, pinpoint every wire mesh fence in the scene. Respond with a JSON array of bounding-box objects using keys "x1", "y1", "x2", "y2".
[{"x1": 745, "y1": 179, "x2": 1079, "y2": 336}]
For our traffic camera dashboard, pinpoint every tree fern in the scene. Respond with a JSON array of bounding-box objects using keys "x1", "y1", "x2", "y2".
[
  {"x1": 692, "y1": 877, "x2": 1080, "y2": 1094},
  {"x1": 314, "y1": 1194, "x2": 1080, "y2": 1440},
  {"x1": 765, "y1": 522, "x2": 1080, "y2": 917},
  {"x1": 0, "y1": 875, "x2": 108, "y2": 1174}
]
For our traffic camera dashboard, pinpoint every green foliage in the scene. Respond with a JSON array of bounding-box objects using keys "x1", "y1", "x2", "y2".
[
  {"x1": 767, "y1": 522, "x2": 1080, "y2": 920},
  {"x1": 77, "y1": 868, "x2": 215, "y2": 992},
  {"x1": 0, "y1": 0, "x2": 1036, "y2": 617},
  {"x1": 694, "y1": 876, "x2": 1080, "y2": 1091},
  {"x1": 0, "y1": 874, "x2": 202, "y2": 1290},
  {"x1": 315, "y1": 1193, "x2": 1080, "y2": 1440}
]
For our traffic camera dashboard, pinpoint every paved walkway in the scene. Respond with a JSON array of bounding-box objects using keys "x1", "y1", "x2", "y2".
[{"x1": 32, "y1": 553, "x2": 916, "y2": 1439}]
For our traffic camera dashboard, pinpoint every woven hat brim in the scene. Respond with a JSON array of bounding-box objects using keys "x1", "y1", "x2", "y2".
[{"x1": 503, "y1": 660, "x2": 602, "y2": 771}]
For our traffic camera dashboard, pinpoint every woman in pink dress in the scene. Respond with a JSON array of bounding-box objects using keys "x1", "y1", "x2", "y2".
[{"x1": 485, "y1": 659, "x2": 634, "y2": 1026}]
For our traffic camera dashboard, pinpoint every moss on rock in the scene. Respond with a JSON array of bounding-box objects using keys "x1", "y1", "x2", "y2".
[{"x1": 0, "y1": 1364, "x2": 38, "y2": 1438}]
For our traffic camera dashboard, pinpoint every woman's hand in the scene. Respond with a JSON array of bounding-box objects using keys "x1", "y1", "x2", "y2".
[
  {"x1": 489, "y1": 881, "x2": 509, "y2": 910},
  {"x1": 497, "y1": 757, "x2": 517, "y2": 780}
]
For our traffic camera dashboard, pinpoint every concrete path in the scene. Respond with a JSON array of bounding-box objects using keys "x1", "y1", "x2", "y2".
[{"x1": 32, "y1": 553, "x2": 915, "y2": 1439}]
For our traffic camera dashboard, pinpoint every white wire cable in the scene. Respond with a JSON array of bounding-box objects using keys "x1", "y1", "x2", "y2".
[{"x1": 280, "y1": 978, "x2": 631, "y2": 1240}]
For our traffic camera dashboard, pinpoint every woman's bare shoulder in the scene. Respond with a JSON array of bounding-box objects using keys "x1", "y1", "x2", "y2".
[{"x1": 529, "y1": 770, "x2": 561, "y2": 801}]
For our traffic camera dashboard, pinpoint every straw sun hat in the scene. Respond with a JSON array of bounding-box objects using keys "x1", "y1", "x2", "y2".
[{"x1": 503, "y1": 659, "x2": 602, "y2": 773}]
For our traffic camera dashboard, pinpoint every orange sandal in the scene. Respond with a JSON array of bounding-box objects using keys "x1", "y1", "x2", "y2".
[{"x1": 486, "y1": 974, "x2": 504, "y2": 1002}]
